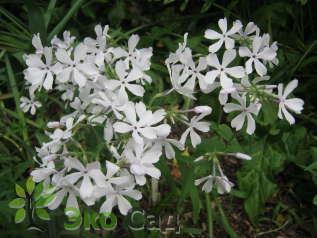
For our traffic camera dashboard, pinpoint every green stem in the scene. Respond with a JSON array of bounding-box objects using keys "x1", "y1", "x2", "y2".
[
  {"x1": 205, "y1": 193, "x2": 213, "y2": 238},
  {"x1": 183, "y1": 96, "x2": 192, "y2": 110},
  {"x1": 215, "y1": 198, "x2": 241, "y2": 238},
  {"x1": 291, "y1": 40, "x2": 317, "y2": 76},
  {"x1": 48, "y1": 0, "x2": 84, "y2": 41},
  {"x1": 1, "y1": 106, "x2": 43, "y2": 129}
]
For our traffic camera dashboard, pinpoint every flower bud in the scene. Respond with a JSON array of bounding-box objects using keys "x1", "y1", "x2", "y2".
[
  {"x1": 47, "y1": 121, "x2": 62, "y2": 128},
  {"x1": 193, "y1": 106, "x2": 212, "y2": 114},
  {"x1": 235, "y1": 152, "x2": 252, "y2": 160}
]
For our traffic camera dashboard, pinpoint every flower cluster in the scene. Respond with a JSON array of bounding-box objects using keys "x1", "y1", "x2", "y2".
[
  {"x1": 166, "y1": 18, "x2": 304, "y2": 134},
  {"x1": 20, "y1": 18, "x2": 304, "y2": 217}
]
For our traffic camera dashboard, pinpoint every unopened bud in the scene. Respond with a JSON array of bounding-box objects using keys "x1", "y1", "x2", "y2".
[
  {"x1": 193, "y1": 106, "x2": 212, "y2": 114},
  {"x1": 233, "y1": 152, "x2": 252, "y2": 160},
  {"x1": 47, "y1": 121, "x2": 62, "y2": 128}
]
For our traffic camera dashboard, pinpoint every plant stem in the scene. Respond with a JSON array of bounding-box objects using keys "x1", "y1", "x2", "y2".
[
  {"x1": 291, "y1": 40, "x2": 317, "y2": 76},
  {"x1": 215, "y1": 198, "x2": 240, "y2": 238},
  {"x1": 205, "y1": 192, "x2": 213, "y2": 238}
]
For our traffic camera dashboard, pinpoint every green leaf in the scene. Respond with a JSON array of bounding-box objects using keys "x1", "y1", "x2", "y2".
[
  {"x1": 36, "y1": 208, "x2": 50, "y2": 221},
  {"x1": 15, "y1": 208, "x2": 26, "y2": 223},
  {"x1": 26, "y1": 177, "x2": 35, "y2": 195},
  {"x1": 9, "y1": 198, "x2": 25, "y2": 209},
  {"x1": 15, "y1": 184, "x2": 26, "y2": 198},
  {"x1": 26, "y1": 0, "x2": 47, "y2": 43},
  {"x1": 35, "y1": 193, "x2": 56, "y2": 208},
  {"x1": 212, "y1": 123, "x2": 234, "y2": 142},
  {"x1": 33, "y1": 182, "x2": 44, "y2": 200}
]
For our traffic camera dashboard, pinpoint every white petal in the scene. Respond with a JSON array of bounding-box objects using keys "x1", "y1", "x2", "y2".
[
  {"x1": 80, "y1": 175, "x2": 94, "y2": 199},
  {"x1": 190, "y1": 129, "x2": 201, "y2": 147},
  {"x1": 223, "y1": 103, "x2": 242, "y2": 113},
  {"x1": 126, "y1": 84, "x2": 145, "y2": 97},
  {"x1": 283, "y1": 79, "x2": 298, "y2": 98},
  {"x1": 73, "y1": 68, "x2": 87, "y2": 87},
  {"x1": 224, "y1": 38, "x2": 235, "y2": 50},
  {"x1": 113, "y1": 122, "x2": 133, "y2": 133},
  {"x1": 246, "y1": 113, "x2": 256, "y2": 135},
  {"x1": 204, "y1": 29, "x2": 222, "y2": 39},
  {"x1": 208, "y1": 39, "x2": 224, "y2": 53},
  {"x1": 254, "y1": 59, "x2": 267, "y2": 76},
  {"x1": 239, "y1": 47, "x2": 252, "y2": 57},
  {"x1": 117, "y1": 195, "x2": 132, "y2": 215},
  {"x1": 225, "y1": 66, "x2": 245, "y2": 78},
  {"x1": 138, "y1": 127, "x2": 157, "y2": 139},
  {"x1": 145, "y1": 166, "x2": 161, "y2": 179},
  {"x1": 218, "y1": 18, "x2": 227, "y2": 33},
  {"x1": 231, "y1": 113, "x2": 245, "y2": 131}
]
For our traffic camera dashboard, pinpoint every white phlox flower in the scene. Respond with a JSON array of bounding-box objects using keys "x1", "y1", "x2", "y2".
[
  {"x1": 277, "y1": 79, "x2": 304, "y2": 125},
  {"x1": 204, "y1": 18, "x2": 242, "y2": 53}
]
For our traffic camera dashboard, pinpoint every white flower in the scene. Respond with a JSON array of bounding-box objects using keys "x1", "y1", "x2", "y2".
[
  {"x1": 84, "y1": 25, "x2": 111, "y2": 66},
  {"x1": 99, "y1": 185, "x2": 142, "y2": 215},
  {"x1": 239, "y1": 36, "x2": 277, "y2": 76},
  {"x1": 180, "y1": 113, "x2": 210, "y2": 147},
  {"x1": 195, "y1": 162, "x2": 234, "y2": 194},
  {"x1": 24, "y1": 47, "x2": 61, "y2": 91},
  {"x1": 20, "y1": 95, "x2": 42, "y2": 115},
  {"x1": 166, "y1": 64, "x2": 196, "y2": 99},
  {"x1": 48, "y1": 183, "x2": 79, "y2": 212},
  {"x1": 235, "y1": 22, "x2": 259, "y2": 39},
  {"x1": 223, "y1": 93, "x2": 260, "y2": 135},
  {"x1": 56, "y1": 43, "x2": 99, "y2": 87},
  {"x1": 125, "y1": 143, "x2": 161, "y2": 185},
  {"x1": 195, "y1": 175, "x2": 234, "y2": 194},
  {"x1": 112, "y1": 34, "x2": 153, "y2": 74},
  {"x1": 205, "y1": 49, "x2": 245, "y2": 89},
  {"x1": 105, "y1": 60, "x2": 144, "y2": 102},
  {"x1": 165, "y1": 33, "x2": 188, "y2": 64},
  {"x1": 204, "y1": 18, "x2": 242, "y2": 53},
  {"x1": 51, "y1": 31, "x2": 75, "y2": 50},
  {"x1": 113, "y1": 102, "x2": 170, "y2": 144},
  {"x1": 31, "y1": 161, "x2": 56, "y2": 183},
  {"x1": 32, "y1": 33, "x2": 44, "y2": 55},
  {"x1": 277, "y1": 79, "x2": 304, "y2": 125},
  {"x1": 179, "y1": 48, "x2": 208, "y2": 91},
  {"x1": 63, "y1": 158, "x2": 107, "y2": 206}
]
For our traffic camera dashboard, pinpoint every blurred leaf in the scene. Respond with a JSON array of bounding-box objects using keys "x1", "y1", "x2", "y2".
[
  {"x1": 26, "y1": 177, "x2": 35, "y2": 195},
  {"x1": 36, "y1": 208, "x2": 50, "y2": 221},
  {"x1": 9, "y1": 198, "x2": 25, "y2": 209},
  {"x1": 15, "y1": 208, "x2": 26, "y2": 223},
  {"x1": 15, "y1": 183, "x2": 26, "y2": 198}
]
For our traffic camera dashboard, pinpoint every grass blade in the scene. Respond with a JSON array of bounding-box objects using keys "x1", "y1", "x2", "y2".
[{"x1": 48, "y1": 0, "x2": 84, "y2": 41}]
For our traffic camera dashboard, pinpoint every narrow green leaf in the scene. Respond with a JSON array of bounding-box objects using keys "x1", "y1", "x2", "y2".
[
  {"x1": 15, "y1": 184, "x2": 26, "y2": 198},
  {"x1": 26, "y1": 177, "x2": 35, "y2": 195},
  {"x1": 5, "y1": 55, "x2": 29, "y2": 146},
  {"x1": 35, "y1": 193, "x2": 56, "y2": 208},
  {"x1": 36, "y1": 208, "x2": 50, "y2": 221},
  {"x1": 9, "y1": 198, "x2": 25, "y2": 209},
  {"x1": 26, "y1": 0, "x2": 47, "y2": 43},
  {"x1": 33, "y1": 182, "x2": 44, "y2": 201},
  {"x1": 48, "y1": 0, "x2": 84, "y2": 41},
  {"x1": 15, "y1": 208, "x2": 26, "y2": 223}
]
